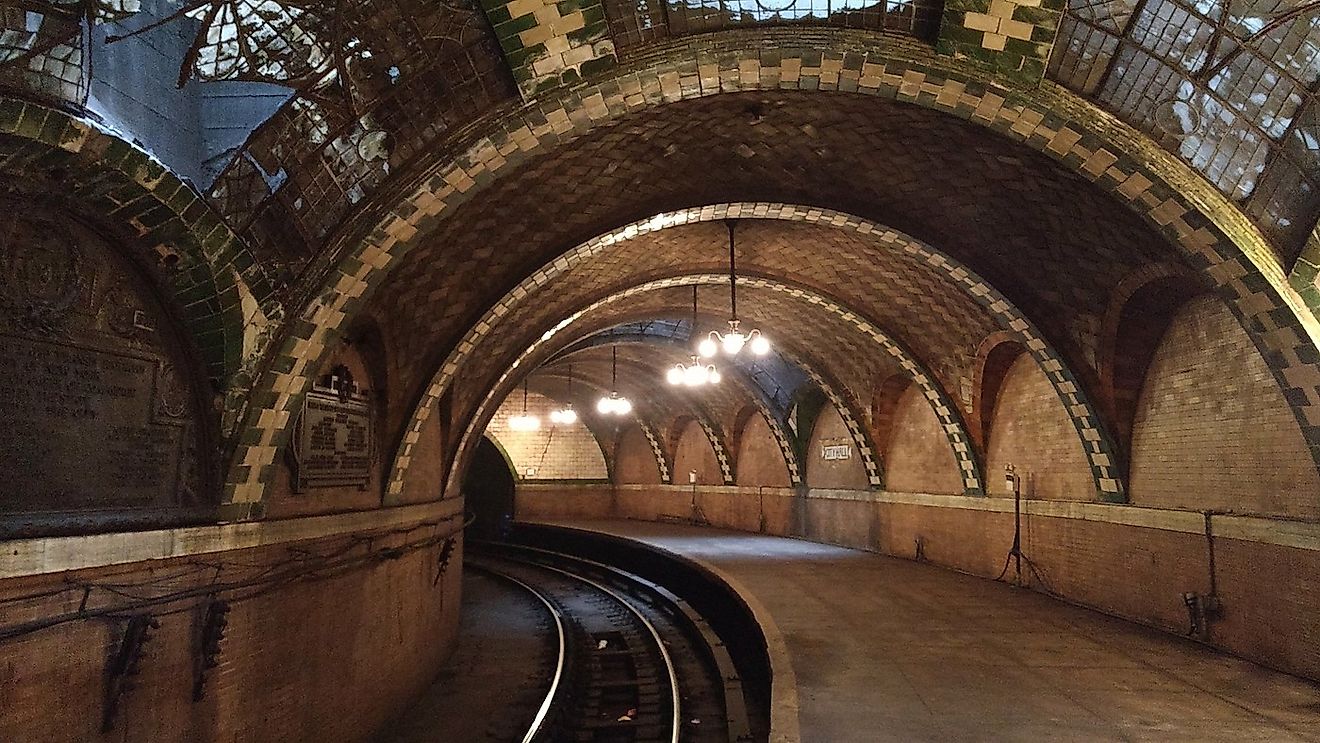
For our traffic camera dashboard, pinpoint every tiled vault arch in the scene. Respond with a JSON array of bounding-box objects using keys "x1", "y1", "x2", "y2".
[
  {"x1": 226, "y1": 38, "x2": 1320, "y2": 507},
  {"x1": 384, "y1": 202, "x2": 1130, "y2": 502},
  {"x1": 434, "y1": 274, "x2": 984, "y2": 498},
  {"x1": 0, "y1": 97, "x2": 276, "y2": 387}
]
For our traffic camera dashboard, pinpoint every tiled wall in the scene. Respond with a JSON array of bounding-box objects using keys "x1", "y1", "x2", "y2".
[
  {"x1": 487, "y1": 391, "x2": 609, "y2": 480},
  {"x1": 1130, "y1": 296, "x2": 1320, "y2": 518}
]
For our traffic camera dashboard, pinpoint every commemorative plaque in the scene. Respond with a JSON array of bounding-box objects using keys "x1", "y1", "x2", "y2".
[
  {"x1": 0, "y1": 206, "x2": 201, "y2": 514},
  {"x1": 290, "y1": 369, "x2": 374, "y2": 492}
]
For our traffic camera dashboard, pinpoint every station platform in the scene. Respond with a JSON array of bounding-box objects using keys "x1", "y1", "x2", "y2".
[{"x1": 526, "y1": 519, "x2": 1320, "y2": 742}]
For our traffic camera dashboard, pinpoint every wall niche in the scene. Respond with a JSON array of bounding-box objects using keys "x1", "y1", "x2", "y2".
[{"x1": 0, "y1": 203, "x2": 212, "y2": 534}]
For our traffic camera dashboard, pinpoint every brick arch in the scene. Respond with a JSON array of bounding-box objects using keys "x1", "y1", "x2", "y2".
[
  {"x1": 226, "y1": 39, "x2": 1320, "y2": 509},
  {"x1": 0, "y1": 97, "x2": 271, "y2": 389},
  {"x1": 1097, "y1": 265, "x2": 1211, "y2": 474},
  {"x1": 972, "y1": 334, "x2": 1028, "y2": 456},
  {"x1": 432, "y1": 274, "x2": 983, "y2": 499}
]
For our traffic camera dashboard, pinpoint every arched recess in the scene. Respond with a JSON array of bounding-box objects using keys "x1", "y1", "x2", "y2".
[
  {"x1": 1098, "y1": 265, "x2": 1209, "y2": 479},
  {"x1": 429, "y1": 274, "x2": 961, "y2": 500},
  {"x1": 972, "y1": 334, "x2": 1029, "y2": 455},
  {"x1": 615, "y1": 421, "x2": 666, "y2": 484},
  {"x1": 871, "y1": 375, "x2": 915, "y2": 465},
  {"x1": 986, "y1": 353, "x2": 1097, "y2": 500},
  {"x1": 1129, "y1": 295, "x2": 1320, "y2": 519},
  {"x1": 634, "y1": 418, "x2": 673, "y2": 484},
  {"x1": 671, "y1": 417, "x2": 724, "y2": 486},
  {"x1": 0, "y1": 201, "x2": 220, "y2": 533},
  {"x1": 734, "y1": 406, "x2": 795, "y2": 488},
  {"x1": 804, "y1": 399, "x2": 873, "y2": 490},
  {"x1": 883, "y1": 384, "x2": 967, "y2": 495},
  {"x1": 0, "y1": 97, "x2": 273, "y2": 388},
  {"x1": 225, "y1": 34, "x2": 1320, "y2": 510}
]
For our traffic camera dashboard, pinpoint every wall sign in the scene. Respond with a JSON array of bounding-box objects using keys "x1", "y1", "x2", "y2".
[
  {"x1": 291, "y1": 369, "x2": 374, "y2": 492},
  {"x1": 820, "y1": 438, "x2": 853, "y2": 461}
]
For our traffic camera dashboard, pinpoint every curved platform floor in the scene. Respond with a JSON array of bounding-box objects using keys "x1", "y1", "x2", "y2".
[{"x1": 529, "y1": 519, "x2": 1320, "y2": 743}]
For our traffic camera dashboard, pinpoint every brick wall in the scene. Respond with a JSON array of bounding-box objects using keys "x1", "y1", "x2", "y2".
[
  {"x1": 805, "y1": 404, "x2": 871, "y2": 490},
  {"x1": 986, "y1": 354, "x2": 1095, "y2": 500},
  {"x1": 1129, "y1": 296, "x2": 1320, "y2": 518},
  {"x1": 885, "y1": 385, "x2": 964, "y2": 495},
  {"x1": 735, "y1": 413, "x2": 792, "y2": 488},
  {"x1": 0, "y1": 514, "x2": 464, "y2": 742},
  {"x1": 486, "y1": 391, "x2": 608, "y2": 480},
  {"x1": 614, "y1": 423, "x2": 662, "y2": 484},
  {"x1": 673, "y1": 419, "x2": 721, "y2": 486}
]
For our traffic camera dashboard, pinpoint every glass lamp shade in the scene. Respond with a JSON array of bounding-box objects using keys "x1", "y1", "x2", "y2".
[
  {"x1": 667, "y1": 366, "x2": 684, "y2": 385},
  {"x1": 596, "y1": 396, "x2": 613, "y2": 414},
  {"x1": 549, "y1": 407, "x2": 577, "y2": 425},
  {"x1": 708, "y1": 367, "x2": 721, "y2": 384},
  {"x1": 721, "y1": 331, "x2": 747, "y2": 355}
]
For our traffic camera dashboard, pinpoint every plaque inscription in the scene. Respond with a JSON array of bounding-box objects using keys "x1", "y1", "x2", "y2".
[
  {"x1": 0, "y1": 207, "x2": 201, "y2": 514},
  {"x1": 0, "y1": 336, "x2": 184, "y2": 508},
  {"x1": 292, "y1": 387, "x2": 374, "y2": 492}
]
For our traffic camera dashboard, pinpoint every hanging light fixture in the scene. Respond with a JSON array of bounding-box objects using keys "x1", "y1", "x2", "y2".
[
  {"x1": 700, "y1": 219, "x2": 771, "y2": 358},
  {"x1": 549, "y1": 363, "x2": 578, "y2": 424},
  {"x1": 668, "y1": 286, "x2": 722, "y2": 387},
  {"x1": 596, "y1": 347, "x2": 633, "y2": 416},
  {"x1": 508, "y1": 378, "x2": 541, "y2": 431}
]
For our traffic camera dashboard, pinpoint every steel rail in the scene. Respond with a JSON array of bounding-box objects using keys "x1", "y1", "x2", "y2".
[
  {"x1": 499, "y1": 556, "x2": 684, "y2": 743},
  {"x1": 468, "y1": 565, "x2": 567, "y2": 743}
]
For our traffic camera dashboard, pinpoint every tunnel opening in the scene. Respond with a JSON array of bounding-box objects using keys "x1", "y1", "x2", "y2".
[{"x1": 462, "y1": 435, "x2": 517, "y2": 542}]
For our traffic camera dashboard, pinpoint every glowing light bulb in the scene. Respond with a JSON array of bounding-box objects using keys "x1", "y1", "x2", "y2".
[
  {"x1": 509, "y1": 414, "x2": 540, "y2": 431},
  {"x1": 750, "y1": 333, "x2": 770, "y2": 356},
  {"x1": 597, "y1": 397, "x2": 612, "y2": 414},
  {"x1": 556, "y1": 407, "x2": 577, "y2": 425},
  {"x1": 667, "y1": 366, "x2": 684, "y2": 385},
  {"x1": 615, "y1": 398, "x2": 632, "y2": 415},
  {"x1": 722, "y1": 331, "x2": 746, "y2": 355},
  {"x1": 708, "y1": 368, "x2": 721, "y2": 384},
  {"x1": 698, "y1": 335, "x2": 718, "y2": 358}
]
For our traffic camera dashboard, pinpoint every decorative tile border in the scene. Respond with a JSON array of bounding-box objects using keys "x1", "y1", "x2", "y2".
[{"x1": 636, "y1": 418, "x2": 673, "y2": 484}]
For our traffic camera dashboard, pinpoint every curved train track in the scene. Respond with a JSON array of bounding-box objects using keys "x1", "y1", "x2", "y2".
[{"x1": 468, "y1": 542, "x2": 751, "y2": 742}]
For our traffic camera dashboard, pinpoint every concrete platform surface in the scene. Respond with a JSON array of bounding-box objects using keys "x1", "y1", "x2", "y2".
[{"x1": 532, "y1": 519, "x2": 1320, "y2": 742}]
